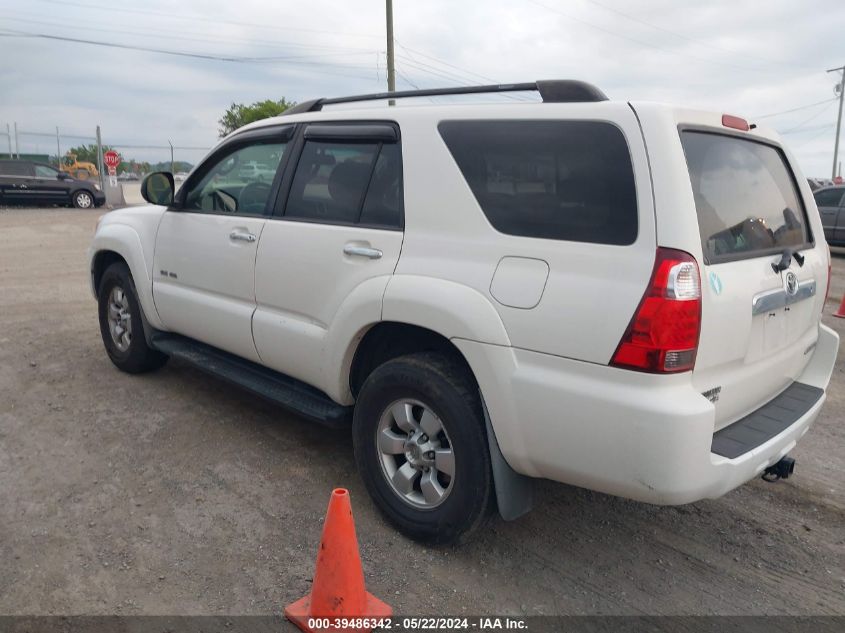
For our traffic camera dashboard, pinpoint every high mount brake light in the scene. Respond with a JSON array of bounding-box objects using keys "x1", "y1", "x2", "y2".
[
  {"x1": 722, "y1": 114, "x2": 750, "y2": 131},
  {"x1": 611, "y1": 248, "x2": 702, "y2": 374}
]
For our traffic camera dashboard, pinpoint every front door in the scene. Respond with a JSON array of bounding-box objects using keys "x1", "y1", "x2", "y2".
[
  {"x1": 153, "y1": 126, "x2": 293, "y2": 362},
  {"x1": 32, "y1": 164, "x2": 71, "y2": 204},
  {"x1": 253, "y1": 123, "x2": 404, "y2": 392}
]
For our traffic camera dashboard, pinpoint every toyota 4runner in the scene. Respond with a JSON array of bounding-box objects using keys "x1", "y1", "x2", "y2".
[{"x1": 89, "y1": 80, "x2": 839, "y2": 543}]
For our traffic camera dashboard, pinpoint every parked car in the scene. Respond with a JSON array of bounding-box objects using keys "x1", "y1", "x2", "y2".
[
  {"x1": 237, "y1": 160, "x2": 276, "y2": 182},
  {"x1": 88, "y1": 80, "x2": 838, "y2": 543},
  {"x1": 117, "y1": 172, "x2": 140, "y2": 181},
  {"x1": 813, "y1": 185, "x2": 845, "y2": 246},
  {"x1": 0, "y1": 159, "x2": 105, "y2": 208}
]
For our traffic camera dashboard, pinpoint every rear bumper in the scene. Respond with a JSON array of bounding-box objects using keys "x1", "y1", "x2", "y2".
[
  {"x1": 455, "y1": 323, "x2": 839, "y2": 505},
  {"x1": 93, "y1": 191, "x2": 106, "y2": 206}
]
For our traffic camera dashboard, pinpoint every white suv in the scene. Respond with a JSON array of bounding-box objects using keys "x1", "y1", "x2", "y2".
[{"x1": 89, "y1": 80, "x2": 839, "y2": 543}]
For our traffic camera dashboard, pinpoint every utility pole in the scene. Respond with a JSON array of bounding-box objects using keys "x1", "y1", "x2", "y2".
[
  {"x1": 386, "y1": 0, "x2": 395, "y2": 104},
  {"x1": 55, "y1": 126, "x2": 61, "y2": 168},
  {"x1": 13, "y1": 122, "x2": 19, "y2": 159},
  {"x1": 96, "y1": 125, "x2": 105, "y2": 191},
  {"x1": 5, "y1": 124, "x2": 11, "y2": 158},
  {"x1": 169, "y1": 140, "x2": 174, "y2": 174},
  {"x1": 828, "y1": 64, "x2": 845, "y2": 180}
]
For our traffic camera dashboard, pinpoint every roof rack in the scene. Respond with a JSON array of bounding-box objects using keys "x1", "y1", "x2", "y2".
[{"x1": 282, "y1": 80, "x2": 608, "y2": 115}]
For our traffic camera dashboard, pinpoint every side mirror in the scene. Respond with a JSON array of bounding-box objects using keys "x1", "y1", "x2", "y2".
[
  {"x1": 57, "y1": 172, "x2": 71, "y2": 180},
  {"x1": 141, "y1": 172, "x2": 175, "y2": 206}
]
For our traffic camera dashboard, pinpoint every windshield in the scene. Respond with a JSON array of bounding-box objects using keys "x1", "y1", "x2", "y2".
[{"x1": 680, "y1": 131, "x2": 810, "y2": 264}]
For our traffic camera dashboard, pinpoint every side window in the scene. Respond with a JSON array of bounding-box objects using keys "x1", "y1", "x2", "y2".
[
  {"x1": 359, "y1": 143, "x2": 403, "y2": 228},
  {"x1": 285, "y1": 141, "x2": 379, "y2": 224},
  {"x1": 35, "y1": 165, "x2": 59, "y2": 178},
  {"x1": 0, "y1": 161, "x2": 34, "y2": 177},
  {"x1": 183, "y1": 140, "x2": 287, "y2": 216},
  {"x1": 438, "y1": 120, "x2": 638, "y2": 245},
  {"x1": 814, "y1": 188, "x2": 844, "y2": 207}
]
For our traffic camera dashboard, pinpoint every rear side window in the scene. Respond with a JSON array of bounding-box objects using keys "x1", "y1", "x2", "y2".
[
  {"x1": 438, "y1": 120, "x2": 638, "y2": 245},
  {"x1": 284, "y1": 140, "x2": 402, "y2": 228},
  {"x1": 681, "y1": 131, "x2": 811, "y2": 264},
  {"x1": 0, "y1": 161, "x2": 33, "y2": 177},
  {"x1": 814, "y1": 188, "x2": 844, "y2": 207}
]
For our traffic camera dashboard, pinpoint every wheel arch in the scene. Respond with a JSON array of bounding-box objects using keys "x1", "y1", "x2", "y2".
[
  {"x1": 89, "y1": 223, "x2": 164, "y2": 330},
  {"x1": 347, "y1": 319, "x2": 533, "y2": 522}
]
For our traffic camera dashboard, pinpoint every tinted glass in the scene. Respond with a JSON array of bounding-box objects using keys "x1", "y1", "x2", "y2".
[
  {"x1": 438, "y1": 120, "x2": 638, "y2": 244},
  {"x1": 183, "y1": 141, "x2": 286, "y2": 215},
  {"x1": 35, "y1": 164, "x2": 59, "y2": 178},
  {"x1": 285, "y1": 141, "x2": 378, "y2": 224},
  {"x1": 359, "y1": 143, "x2": 402, "y2": 228},
  {"x1": 814, "y1": 188, "x2": 844, "y2": 207},
  {"x1": 0, "y1": 161, "x2": 33, "y2": 177},
  {"x1": 681, "y1": 131, "x2": 810, "y2": 263}
]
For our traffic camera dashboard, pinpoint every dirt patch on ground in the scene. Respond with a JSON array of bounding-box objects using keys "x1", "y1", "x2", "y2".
[{"x1": 1, "y1": 207, "x2": 843, "y2": 618}]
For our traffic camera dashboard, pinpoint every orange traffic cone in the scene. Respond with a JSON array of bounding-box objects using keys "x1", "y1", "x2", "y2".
[
  {"x1": 835, "y1": 292, "x2": 845, "y2": 319},
  {"x1": 285, "y1": 489, "x2": 392, "y2": 633}
]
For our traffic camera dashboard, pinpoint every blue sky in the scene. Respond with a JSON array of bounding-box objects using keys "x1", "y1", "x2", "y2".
[{"x1": 1, "y1": 0, "x2": 843, "y2": 177}]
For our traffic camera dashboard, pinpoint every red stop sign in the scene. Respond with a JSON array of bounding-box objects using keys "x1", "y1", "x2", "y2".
[{"x1": 103, "y1": 150, "x2": 121, "y2": 168}]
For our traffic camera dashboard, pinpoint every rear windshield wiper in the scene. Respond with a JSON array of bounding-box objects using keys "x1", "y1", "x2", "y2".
[{"x1": 771, "y1": 248, "x2": 805, "y2": 273}]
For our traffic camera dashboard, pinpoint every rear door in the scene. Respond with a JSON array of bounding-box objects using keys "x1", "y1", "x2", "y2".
[
  {"x1": 252, "y1": 122, "x2": 404, "y2": 389},
  {"x1": 0, "y1": 161, "x2": 35, "y2": 203},
  {"x1": 680, "y1": 129, "x2": 826, "y2": 429},
  {"x1": 813, "y1": 187, "x2": 844, "y2": 243}
]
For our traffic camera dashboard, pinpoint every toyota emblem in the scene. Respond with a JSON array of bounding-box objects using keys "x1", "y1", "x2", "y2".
[{"x1": 785, "y1": 271, "x2": 799, "y2": 296}]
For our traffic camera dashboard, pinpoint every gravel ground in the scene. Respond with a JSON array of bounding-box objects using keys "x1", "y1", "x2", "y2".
[{"x1": 0, "y1": 206, "x2": 843, "y2": 618}]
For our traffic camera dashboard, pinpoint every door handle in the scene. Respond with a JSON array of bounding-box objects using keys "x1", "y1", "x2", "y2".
[
  {"x1": 343, "y1": 244, "x2": 383, "y2": 259},
  {"x1": 229, "y1": 230, "x2": 257, "y2": 243}
]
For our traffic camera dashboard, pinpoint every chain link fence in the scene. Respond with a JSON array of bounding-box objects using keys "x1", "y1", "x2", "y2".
[{"x1": 1, "y1": 121, "x2": 212, "y2": 206}]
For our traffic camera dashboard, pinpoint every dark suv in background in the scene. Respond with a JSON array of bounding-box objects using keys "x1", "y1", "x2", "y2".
[
  {"x1": 814, "y1": 185, "x2": 845, "y2": 246},
  {"x1": 0, "y1": 160, "x2": 105, "y2": 208}
]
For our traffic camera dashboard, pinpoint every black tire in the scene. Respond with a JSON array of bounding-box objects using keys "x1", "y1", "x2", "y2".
[
  {"x1": 72, "y1": 189, "x2": 95, "y2": 209},
  {"x1": 97, "y1": 262, "x2": 168, "y2": 374},
  {"x1": 353, "y1": 352, "x2": 494, "y2": 544}
]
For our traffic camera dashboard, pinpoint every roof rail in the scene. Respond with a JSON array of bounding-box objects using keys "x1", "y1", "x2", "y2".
[{"x1": 282, "y1": 80, "x2": 608, "y2": 115}]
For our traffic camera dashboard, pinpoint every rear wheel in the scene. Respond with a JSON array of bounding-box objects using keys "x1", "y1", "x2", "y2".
[
  {"x1": 353, "y1": 352, "x2": 494, "y2": 544},
  {"x1": 97, "y1": 262, "x2": 168, "y2": 373},
  {"x1": 72, "y1": 190, "x2": 94, "y2": 209}
]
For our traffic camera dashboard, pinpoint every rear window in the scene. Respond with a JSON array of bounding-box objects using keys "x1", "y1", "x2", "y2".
[
  {"x1": 438, "y1": 120, "x2": 638, "y2": 245},
  {"x1": 0, "y1": 161, "x2": 33, "y2": 177},
  {"x1": 681, "y1": 131, "x2": 811, "y2": 264}
]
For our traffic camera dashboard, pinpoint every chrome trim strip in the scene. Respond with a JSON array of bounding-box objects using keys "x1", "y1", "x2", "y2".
[{"x1": 752, "y1": 280, "x2": 816, "y2": 316}]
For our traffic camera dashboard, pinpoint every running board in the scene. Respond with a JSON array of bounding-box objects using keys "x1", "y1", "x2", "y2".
[{"x1": 149, "y1": 332, "x2": 352, "y2": 428}]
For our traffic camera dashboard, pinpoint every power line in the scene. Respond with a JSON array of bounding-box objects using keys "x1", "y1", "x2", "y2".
[
  {"x1": 525, "y1": 0, "x2": 787, "y2": 74},
  {"x1": 28, "y1": 0, "x2": 381, "y2": 39},
  {"x1": 779, "y1": 101, "x2": 837, "y2": 134},
  {"x1": 0, "y1": 30, "x2": 379, "y2": 78},
  {"x1": 579, "y1": 0, "x2": 815, "y2": 72},
  {"x1": 2, "y1": 14, "x2": 380, "y2": 56},
  {"x1": 753, "y1": 99, "x2": 837, "y2": 119}
]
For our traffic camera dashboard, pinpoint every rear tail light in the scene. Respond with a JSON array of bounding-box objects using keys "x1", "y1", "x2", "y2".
[{"x1": 611, "y1": 248, "x2": 702, "y2": 373}]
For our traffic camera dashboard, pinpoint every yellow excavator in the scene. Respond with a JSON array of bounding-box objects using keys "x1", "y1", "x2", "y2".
[{"x1": 60, "y1": 153, "x2": 99, "y2": 180}]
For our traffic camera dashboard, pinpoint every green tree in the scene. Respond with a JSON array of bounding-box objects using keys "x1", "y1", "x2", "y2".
[
  {"x1": 65, "y1": 144, "x2": 114, "y2": 164},
  {"x1": 218, "y1": 98, "x2": 296, "y2": 137}
]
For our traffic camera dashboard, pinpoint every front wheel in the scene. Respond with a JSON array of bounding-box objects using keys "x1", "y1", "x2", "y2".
[
  {"x1": 97, "y1": 262, "x2": 168, "y2": 373},
  {"x1": 353, "y1": 352, "x2": 494, "y2": 544}
]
